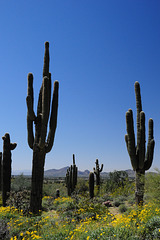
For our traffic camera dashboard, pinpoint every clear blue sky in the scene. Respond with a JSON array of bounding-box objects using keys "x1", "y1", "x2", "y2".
[{"x1": 0, "y1": 0, "x2": 160, "y2": 172}]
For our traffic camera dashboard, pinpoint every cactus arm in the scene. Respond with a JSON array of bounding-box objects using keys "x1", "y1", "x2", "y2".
[
  {"x1": 27, "y1": 73, "x2": 36, "y2": 149},
  {"x1": 73, "y1": 154, "x2": 75, "y2": 165},
  {"x1": 39, "y1": 41, "x2": 51, "y2": 148},
  {"x1": 135, "y1": 81, "x2": 142, "y2": 148},
  {"x1": 37, "y1": 86, "x2": 42, "y2": 116},
  {"x1": 39, "y1": 77, "x2": 51, "y2": 149},
  {"x1": 125, "y1": 110, "x2": 137, "y2": 170},
  {"x1": 144, "y1": 139, "x2": 155, "y2": 171},
  {"x1": 125, "y1": 134, "x2": 129, "y2": 149},
  {"x1": 93, "y1": 167, "x2": 97, "y2": 175},
  {"x1": 10, "y1": 143, "x2": 17, "y2": 150},
  {"x1": 144, "y1": 118, "x2": 155, "y2": 170},
  {"x1": 48, "y1": 73, "x2": 52, "y2": 109},
  {"x1": 26, "y1": 96, "x2": 36, "y2": 121},
  {"x1": 46, "y1": 81, "x2": 59, "y2": 153},
  {"x1": 100, "y1": 164, "x2": 103, "y2": 172},
  {"x1": 43, "y1": 42, "x2": 49, "y2": 78},
  {"x1": 138, "y1": 111, "x2": 145, "y2": 169}
]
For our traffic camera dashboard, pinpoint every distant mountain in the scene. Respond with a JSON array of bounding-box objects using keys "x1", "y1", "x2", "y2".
[
  {"x1": 44, "y1": 167, "x2": 90, "y2": 177},
  {"x1": 12, "y1": 167, "x2": 135, "y2": 178},
  {"x1": 78, "y1": 169, "x2": 90, "y2": 177},
  {"x1": 44, "y1": 167, "x2": 135, "y2": 178},
  {"x1": 44, "y1": 166, "x2": 69, "y2": 177}
]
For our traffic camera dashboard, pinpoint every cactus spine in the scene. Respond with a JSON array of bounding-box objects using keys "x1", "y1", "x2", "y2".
[
  {"x1": 2, "y1": 133, "x2": 17, "y2": 206},
  {"x1": 89, "y1": 172, "x2": 94, "y2": 199},
  {"x1": 26, "y1": 42, "x2": 59, "y2": 214},
  {"x1": 125, "y1": 81, "x2": 155, "y2": 205},
  {"x1": 66, "y1": 154, "x2": 78, "y2": 196},
  {"x1": 93, "y1": 159, "x2": 103, "y2": 190}
]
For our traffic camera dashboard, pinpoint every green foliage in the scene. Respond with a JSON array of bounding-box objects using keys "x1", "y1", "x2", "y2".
[
  {"x1": 1, "y1": 194, "x2": 160, "y2": 239},
  {"x1": 43, "y1": 181, "x2": 67, "y2": 198},
  {"x1": 113, "y1": 199, "x2": 121, "y2": 207},
  {"x1": 145, "y1": 169, "x2": 160, "y2": 205},
  {"x1": 76, "y1": 178, "x2": 88, "y2": 195},
  {"x1": 143, "y1": 216, "x2": 160, "y2": 239},
  {"x1": 105, "y1": 170, "x2": 134, "y2": 197},
  {"x1": 42, "y1": 196, "x2": 54, "y2": 211},
  {"x1": 6, "y1": 190, "x2": 30, "y2": 215},
  {"x1": 11, "y1": 174, "x2": 31, "y2": 192},
  {"x1": 119, "y1": 204, "x2": 128, "y2": 213},
  {"x1": 0, "y1": 219, "x2": 10, "y2": 240}
]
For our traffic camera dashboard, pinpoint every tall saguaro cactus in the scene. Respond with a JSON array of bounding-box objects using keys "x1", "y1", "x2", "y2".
[
  {"x1": 125, "y1": 81, "x2": 155, "y2": 205},
  {"x1": 89, "y1": 172, "x2": 94, "y2": 199},
  {"x1": 2, "y1": 133, "x2": 17, "y2": 206},
  {"x1": 93, "y1": 159, "x2": 103, "y2": 190},
  {"x1": 66, "y1": 154, "x2": 78, "y2": 196},
  {"x1": 0, "y1": 152, "x2": 2, "y2": 191},
  {"x1": 26, "y1": 42, "x2": 59, "y2": 214}
]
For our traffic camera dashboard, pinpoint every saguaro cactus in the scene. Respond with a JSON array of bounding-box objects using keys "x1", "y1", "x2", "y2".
[
  {"x1": 26, "y1": 42, "x2": 59, "y2": 214},
  {"x1": 125, "y1": 81, "x2": 155, "y2": 205},
  {"x1": 93, "y1": 159, "x2": 103, "y2": 190},
  {"x1": 2, "y1": 133, "x2": 17, "y2": 206},
  {"x1": 0, "y1": 152, "x2": 2, "y2": 191},
  {"x1": 89, "y1": 172, "x2": 94, "y2": 199},
  {"x1": 72, "y1": 154, "x2": 78, "y2": 189},
  {"x1": 66, "y1": 154, "x2": 78, "y2": 196}
]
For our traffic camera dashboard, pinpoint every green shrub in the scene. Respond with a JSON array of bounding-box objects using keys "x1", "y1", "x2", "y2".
[
  {"x1": 119, "y1": 204, "x2": 127, "y2": 213},
  {"x1": 6, "y1": 190, "x2": 30, "y2": 215},
  {"x1": 113, "y1": 200, "x2": 121, "y2": 207},
  {"x1": 0, "y1": 219, "x2": 10, "y2": 240},
  {"x1": 145, "y1": 169, "x2": 160, "y2": 205},
  {"x1": 42, "y1": 196, "x2": 54, "y2": 211},
  {"x1": 11, "y1": 174, "x2": 31, "y2": 192},
  {"x1": 144, "y1": 216, "x2": 160, "y2": 239},
  {"x1": 76, "y1": 178, "x2": 88, "y2": 195},
  {"x1": 43, "y1": 181, "x2": 67, "y2": 198}
]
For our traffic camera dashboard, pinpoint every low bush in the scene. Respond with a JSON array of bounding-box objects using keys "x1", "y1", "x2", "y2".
[
  {"x1": 6, "y1": 190, "x2": 30, "y2": 215},
  {"x1": 119, "y1": 204, "x2": 128, "y2": 213},
  {"x1": 0, "y1": 219, "x2": 10, "y2": 240},
  {"x1": 11, "y1": 174, "x2": 31, "y2": 192}
]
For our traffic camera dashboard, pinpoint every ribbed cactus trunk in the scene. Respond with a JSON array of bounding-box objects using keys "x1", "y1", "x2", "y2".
[
  {"x1": 135, "y1": 170, "x2": 145, "y2": 205},
  {"x1": 2, "y1": 133, "x2": 17, "y2": 207},
  {"x1": 30, "y1": 148, "x2": 46, "y2": 213},
  {"x1": 0, "y1": 152, "x2": 2, "y2": 191},
  {"x1": 72, "y1": 154, "x2": 78, "y2": 190},
  {"x1": 66, "y1": 169, "x2": 71, "y2": 196},
  {"x1": 26, "y1": 42, "x2": 59, "y2": 214},
  {"x1": 125, "y1": 82, "x2": 155, "y2": 206},
  {"x1": 89, "y1": 172, "x2": 94, "y2": 199}
]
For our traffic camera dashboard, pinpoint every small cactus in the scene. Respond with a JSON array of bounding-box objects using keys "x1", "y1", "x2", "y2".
[
  {"x1": 55, "y1": 189, "x2": 60, "y2": 198},
  {"x1": 125, "y1": 81, "x2": 155, "y2": 205},
  {"x1": 89, "y1": 172, "x2": 94, "y2": 199},
  {"x1": 93, "y1": 159, "x2": 103, "y2": 190},
  {"x1": 2, "y1": 133, "x2": 17, "y2": 206},
  {"x1": 66, "y1": 154, "x2": 78, "y2": 196}
]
